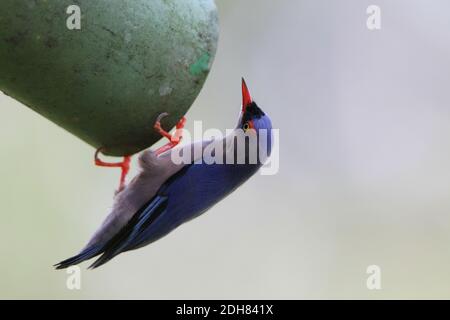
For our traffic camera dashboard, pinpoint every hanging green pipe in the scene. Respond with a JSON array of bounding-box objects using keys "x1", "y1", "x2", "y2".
[{"x1": 0, "y1": 0, "x2": 219, "y2": 156}]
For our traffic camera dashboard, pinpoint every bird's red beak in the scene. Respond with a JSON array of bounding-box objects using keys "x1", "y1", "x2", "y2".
[{"x1": 242, "y1": 78, "x2": 253, "y2": 111}]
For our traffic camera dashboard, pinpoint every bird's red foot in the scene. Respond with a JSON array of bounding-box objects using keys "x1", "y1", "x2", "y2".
[
  {"x1": 154, "y1": 113, "x2": 186, "y2": 156},
  {"x1": 95, "y1": 148, "x2": 131, "y2": 193}
]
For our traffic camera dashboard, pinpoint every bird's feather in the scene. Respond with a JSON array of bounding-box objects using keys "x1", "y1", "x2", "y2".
[
  {"x1": 55, "y1": 140, "x2": 214, "y2": 268},
  {"x1": 88, "y1": 195, "x2": 169, "y2": 269},
  {"x1": 102, "y1": 162, "x2": 260, "y2": 263},
  {"x1": 55, "y1": 81, "x2": 274, "y2": 269}
]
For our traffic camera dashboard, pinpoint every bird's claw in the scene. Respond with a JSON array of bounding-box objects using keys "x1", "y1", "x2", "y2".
[
  {"x1": 153, "y1": 113, "x2": 186, "y2": 156},
  {"x1": 155, "y1": 112, "x2": 169, "y2": 124},
  {"x1": 94, "y1": 147, "x2": 131, "y2": 193}
]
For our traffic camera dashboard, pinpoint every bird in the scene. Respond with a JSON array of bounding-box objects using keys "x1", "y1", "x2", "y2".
[{"x1": 55, "y1": 78, "x2": 273, "y2": 269}]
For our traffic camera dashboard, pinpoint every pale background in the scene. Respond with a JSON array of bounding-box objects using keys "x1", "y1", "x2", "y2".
[{"x1": 1, "y1": 0, "x2": 450, "y2": 299}]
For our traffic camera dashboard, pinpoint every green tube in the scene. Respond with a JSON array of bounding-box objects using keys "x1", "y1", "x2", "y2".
[{"x1": 0, "y1": 0, "x2": 219, "y2": 156}]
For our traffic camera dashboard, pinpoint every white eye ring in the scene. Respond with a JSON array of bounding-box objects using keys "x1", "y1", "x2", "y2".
[{"x1": 243, "y1": 122, "x2": 250, "y2": 132}]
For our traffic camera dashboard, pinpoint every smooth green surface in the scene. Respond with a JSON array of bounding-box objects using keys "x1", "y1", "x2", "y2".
[{"x1": 0, "y1": 0, "x2": 218, "y2": 156}]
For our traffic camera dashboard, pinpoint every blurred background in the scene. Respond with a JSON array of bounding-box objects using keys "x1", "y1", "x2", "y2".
[{"x1": 2, "y1": 0, "x2": 450, "y2": 299}]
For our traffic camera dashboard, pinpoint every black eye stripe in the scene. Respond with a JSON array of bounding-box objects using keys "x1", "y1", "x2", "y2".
[{"x1": 243, "y1": 101, "x2": 265, "y2": 123}]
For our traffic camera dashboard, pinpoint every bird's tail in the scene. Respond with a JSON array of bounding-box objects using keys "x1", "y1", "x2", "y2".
[
  {"x1": 54, "y1": 245, "x2": 103, "y2": 270},
  {"x1": 54, "y1": 195, "x2": 168, "y2": 270}
]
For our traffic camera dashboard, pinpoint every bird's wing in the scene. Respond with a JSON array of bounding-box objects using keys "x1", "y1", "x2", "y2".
[
  {"x1": 77, "y1": 139, "x2": 215, "y2": 249},
  {"x1": 55, "y1": 152, "x2": 179, "y2": 270},
  {"x1": 82, "y1": 152, "x2": 182, "y2": 249},
  {"x1": 55, "y1": 139, "x2": 219, "y2": 269},
  {"x1": 54, "y1": 194, "x2": 166, "y2": 269},
  {"x1": 88, "y1": 161, "x2": 261, "y2": 269},
  {"x1": 88, "y1": 195, "x2": 170, "y2": 269}
]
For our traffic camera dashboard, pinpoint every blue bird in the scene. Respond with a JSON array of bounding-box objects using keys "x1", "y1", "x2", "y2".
[{"x1": 55, "y1": 79, "x2": 273, "y2": 269}]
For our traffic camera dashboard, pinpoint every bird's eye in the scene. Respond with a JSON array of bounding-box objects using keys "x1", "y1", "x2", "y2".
[{"x1": 243, "y1": 122, "x2": 250, "y2": 132}]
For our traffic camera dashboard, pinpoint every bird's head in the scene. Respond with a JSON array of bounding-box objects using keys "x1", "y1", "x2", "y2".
[
  {"x1": 236, "y1": 78, "x2": 273, "y2": 161},
  {"x1": 238, "y1": 78, "x2": 272, "y2": 133}
]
